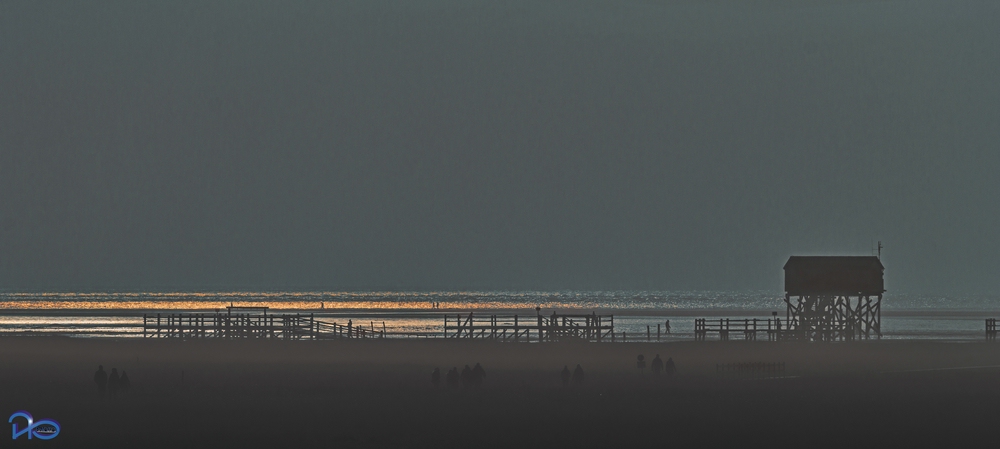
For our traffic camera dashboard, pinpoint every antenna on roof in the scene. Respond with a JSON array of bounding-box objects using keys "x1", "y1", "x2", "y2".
[{"x1": 877, "y1": 241, "x2": 883, "y2": 260}]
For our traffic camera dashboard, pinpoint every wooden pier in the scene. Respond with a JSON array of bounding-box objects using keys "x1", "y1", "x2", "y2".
[
  {"x1": 694, "y1": 318, "x2": 783, "y2": 342},
  {"x1": 142, "y1": 306, "x2": 385, "y2": 339},
  {"x1": 444, "y1": 312, "x2": 614, "y2": 342},
  {"x1": 988, "y1": 319, "x2": 997, "y2": 341}
]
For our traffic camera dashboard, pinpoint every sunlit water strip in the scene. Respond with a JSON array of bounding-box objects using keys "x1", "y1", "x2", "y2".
[{"x1": 0, "y1": 291, "x2": 996, "y2": 340}]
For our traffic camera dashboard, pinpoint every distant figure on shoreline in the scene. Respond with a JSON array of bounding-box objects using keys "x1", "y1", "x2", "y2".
[
  {"x1": 665, "y1": 321, "x2": 671, "y2": 334},
  {"x1": 93, "y1": 365, "x2": 107, "y2": 398},
  {"x1": 446, "y1": 367, "x2": 459, "y2": 388},
  {"x1": 561, "y1": 366, "x2": 571, "y2": 386},
  {"x1": 666, "y1": 357, "x2": 676, "y2": 377},
  {"x1": 472, "y1": 363, "x2": 486, "y2": 387},
  {"x1": 431, "y1": 368, "x2": 441, "y2": 388},
  {"x1": 321, "y1": 302, "x2": 324, "y2": 309},
  {"x1": 108, "y1": 368, "x2": 120, "y2": 399},
  {"x1": 572, "y1": 364, "x2": 584, "y2": 384},
  {"x1": 651, "y1": 354, "x2": 663, "y2": 376},
  {"x1": 636, "y1": 355, "x2": 646, "y2": 373},
  {"x1": 120, "y1": 370, "x2": 131, "y2": 396}
]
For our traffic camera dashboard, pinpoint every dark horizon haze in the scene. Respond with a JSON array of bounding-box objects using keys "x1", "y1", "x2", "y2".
[{"x1": 1, "y1": 0, "x2": 997, "y2": 294}]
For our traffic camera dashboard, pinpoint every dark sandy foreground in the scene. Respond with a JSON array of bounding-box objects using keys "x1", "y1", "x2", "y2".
[{"x1": 2, "y1": 337, "x2": 1000, "y2": 448}]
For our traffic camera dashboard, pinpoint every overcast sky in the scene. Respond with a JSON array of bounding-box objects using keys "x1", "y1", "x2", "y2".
[{"x1": 0, "y1": 0, "x2": 997, "y2": 293}]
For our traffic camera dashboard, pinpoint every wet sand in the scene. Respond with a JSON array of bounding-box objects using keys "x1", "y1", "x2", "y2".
[{"x1": 2, "y1": 337, "x2": 1000, "y2": 448}]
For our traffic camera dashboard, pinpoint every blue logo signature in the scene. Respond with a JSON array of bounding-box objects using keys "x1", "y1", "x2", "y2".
[{"x1": 9, "y1": 411, "x2": 60, "y2": 440}]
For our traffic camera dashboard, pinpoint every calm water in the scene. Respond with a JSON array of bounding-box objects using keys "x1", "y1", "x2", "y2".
[{"x1": 0, "y1": 291, "x2": 995, "y2": 340}]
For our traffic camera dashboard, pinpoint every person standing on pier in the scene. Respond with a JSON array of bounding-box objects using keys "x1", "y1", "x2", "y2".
[
  {"x1": 636, "y1": 355, "x2": 646, "y2": 373},
  {"x1": 572, "y1": 365, "x2": 584, "y2": 384},
  {"x1": 446, "y1": 367, "x2": 459, "y2": 388},
  {"x1": 561, "y1": 366, "x2": 571, "y2": 386},
  {"x1": 93, "y1": 365, "x2": 107, "y2": 398},
  {"x1": 665, "y1": 357, "x2": 676, "y2": 377}
]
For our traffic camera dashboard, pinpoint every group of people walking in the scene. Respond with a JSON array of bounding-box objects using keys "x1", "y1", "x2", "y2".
[
  {"x1": 93, "y1": 365, "x2": 130, "y2": 399},
  {"x1": 560, "y1": 364, "x2": 585, "y2": 386},
  {"x1": 637, "y1": 354, "x2": 675, "y2": 377},
  {"x1": 431, "y1": 355, "x2": 677, "y2": 389},
  {"x1": 432, "y1": 363, "x2": 486, "y2": 388}
]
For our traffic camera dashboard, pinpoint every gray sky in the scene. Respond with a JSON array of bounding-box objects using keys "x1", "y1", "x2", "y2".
[{"x1": 0, "y1": 0, "x2": 997, "y2": 293}]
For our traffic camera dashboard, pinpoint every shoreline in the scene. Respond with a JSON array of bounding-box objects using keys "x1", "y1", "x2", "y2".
[{"x1": 0, "y1": 308, "x2": 994, "y2": 342}]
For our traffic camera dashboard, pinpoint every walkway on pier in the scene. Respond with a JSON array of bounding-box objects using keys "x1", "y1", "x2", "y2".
[
  {"x1": 694, "y1": 318, "x2": 782, "y2": 341},
  {"x1": 143, "y1": 306, "x2": 384, "y2": 339},
  {"x1": 444, "y1": 311, "x2": 614, "y2": 342}
]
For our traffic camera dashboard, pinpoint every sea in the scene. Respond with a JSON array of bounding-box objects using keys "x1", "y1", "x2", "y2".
[{"x1": 0, "y1": 291, "x2": 996, "y2": 341}]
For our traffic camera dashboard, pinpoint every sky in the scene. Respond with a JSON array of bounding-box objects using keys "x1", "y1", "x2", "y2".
[{"x1": 0, "y1": 0, "x2": 997, "y2": 293}]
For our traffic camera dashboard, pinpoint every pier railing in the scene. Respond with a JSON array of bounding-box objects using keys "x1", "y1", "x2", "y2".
[
  {"x1": 143, "y1": 308, "x2": 385, "y2": 340},
  {"x1": 695, "y1": 318, "x2": 783, "y2": 341},
  {"x1": 444, "y1": 312, "x2": 614, "y2": 342}
]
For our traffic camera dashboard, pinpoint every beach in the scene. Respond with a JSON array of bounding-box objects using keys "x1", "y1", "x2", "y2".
[{"x1": 4, "y1": 336, "x2": 1000, "y2": 448}]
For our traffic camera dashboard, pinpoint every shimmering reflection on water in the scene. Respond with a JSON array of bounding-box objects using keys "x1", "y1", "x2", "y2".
[
  {"x1": 0, "y1": 316, "x2": 143, "y2": 336},
  {"x1": 0, "y1": 291, "x2": 785, "y2": 311}
]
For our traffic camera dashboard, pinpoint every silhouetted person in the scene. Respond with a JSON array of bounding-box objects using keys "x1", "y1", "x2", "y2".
[
  {"x1": 665, "y1": 320, "x2": 671, "y2": 334},
  {"x1": 460, "y1": 365, "x2": 473, "y2": 387},
  {"x1": 572, "y1": 364, "x2": 584, "y2": 384},
  {"x1": 446, "y1": 367, "x2": 459, "y2": 388},
  {"x1": 93, "y1": 365, "x2": 107, "y2": 398},
  {"x1": 120, "y1": 371, "x2": 131, "y2": 396},
  {"x1": 431, "y1": 368, "x2": 441, "y2": 388},
  {"x1": 108, "y1": 368, "x2": 120, "y2": 399},
  {"x1": 561, "y1": 365, "x2": 571, "y2": 386},
  {"x1": 637, "y1": 355, "x2": 646, "y2": 373},
  {"x1": 665, "y1": 357, "x2": 676, "y2": 377},
  {"x1": 651, "y1": 354, "x2": 663, "y2": 376},
  {"x1": 472, "y1": 363, "x2": 486, "y2": 387}
]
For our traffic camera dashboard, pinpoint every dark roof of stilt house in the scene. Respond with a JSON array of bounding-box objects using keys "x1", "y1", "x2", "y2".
[{"x1": 783, "y1": 256, "x2": 885, "y2": 296}]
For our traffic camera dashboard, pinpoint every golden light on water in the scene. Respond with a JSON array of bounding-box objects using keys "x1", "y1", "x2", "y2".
[
  {"x1": 0, "y1": 291, "x2": 767, "y2": 311},
  {"x1": 0, "y1": 300, "x2": 554, "y2": 310},
  {"x1": 0, "y1": 291, "x2": 610, "y2": 311}
]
